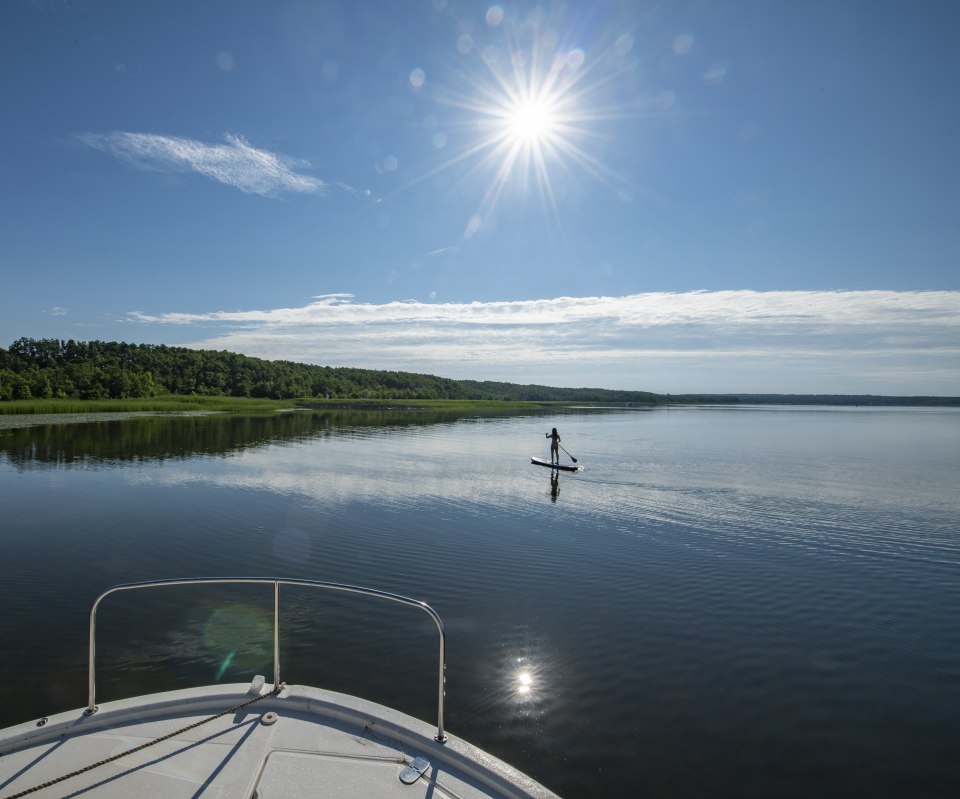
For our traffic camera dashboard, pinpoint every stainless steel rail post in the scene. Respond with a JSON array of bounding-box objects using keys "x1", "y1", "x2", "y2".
[{"x1": 273, "y1": 580, "x2": 281, "y2": 689}]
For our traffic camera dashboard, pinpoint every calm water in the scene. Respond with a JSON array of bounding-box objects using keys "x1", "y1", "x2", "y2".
[{"x1": 1, "y1": 405, "x2": 958, "y2": 798}]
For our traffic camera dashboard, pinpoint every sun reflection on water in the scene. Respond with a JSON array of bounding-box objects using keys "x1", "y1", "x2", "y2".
[
  {"x1": 516, "y1": 669, "x2": 533, "y2": 695},
  {"x1": 509, "y1": 656, "x2": 547, "y2": 709}
]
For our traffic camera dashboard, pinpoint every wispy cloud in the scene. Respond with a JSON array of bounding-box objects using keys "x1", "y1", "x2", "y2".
[
  {"x1": 425, "y1": 243, "x2": 462, "y2": 257},
  {"x1": 125, "y1": 291, "x2": 960, "y2": 394},
  {"x1": 79, "y1": 132, "x2": 339, "y2": 197}
]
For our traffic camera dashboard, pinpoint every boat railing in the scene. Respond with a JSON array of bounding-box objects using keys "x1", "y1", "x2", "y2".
[{"x1": 86, "y1": 577, "x2": 447, "y2": 742}]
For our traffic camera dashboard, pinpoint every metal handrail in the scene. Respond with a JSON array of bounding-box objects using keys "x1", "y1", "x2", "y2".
[{"x1": 86, "y1": 577, "x2": 447, "y2": 742}]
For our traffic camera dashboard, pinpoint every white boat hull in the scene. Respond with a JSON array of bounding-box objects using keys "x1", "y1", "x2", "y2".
[{"x1": 0, "y1": 682, "x2": 559, "y2": 798}]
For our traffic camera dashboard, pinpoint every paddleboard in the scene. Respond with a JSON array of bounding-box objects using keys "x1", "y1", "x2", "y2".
[{"x1": 531, "y1": 456, "x2": 581, "y2": 472}]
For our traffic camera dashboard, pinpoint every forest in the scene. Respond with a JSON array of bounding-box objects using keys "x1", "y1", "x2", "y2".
[
  {"x1": 0, "y1": 338, "x2": 670, "y2": 403},
  {"x1": 686, "y1": 393, "x2": 960, "y2": 407}
]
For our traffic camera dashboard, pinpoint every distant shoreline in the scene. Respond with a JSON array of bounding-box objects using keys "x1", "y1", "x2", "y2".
[
  {"x1": 681, "y1": 394, "x2": 960, "y2": 407},
  {"x1": 4, "y1": 340, "x2": 957, "y2": 407},
  {"x1": 0, "y1": 396, "x2": 562, "y2": 418},
  {"x1": 1, "y1": 394, "x2": 958, "y2": 420}
]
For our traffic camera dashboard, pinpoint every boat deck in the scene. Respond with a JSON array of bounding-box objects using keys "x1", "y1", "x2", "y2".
[{"x1": 0, "y1": 682, "x2": 558, "y2": 799}]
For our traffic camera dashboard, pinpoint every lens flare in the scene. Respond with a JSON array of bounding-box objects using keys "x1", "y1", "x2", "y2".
[
  {"x1": 215, "y1": 650, "x2": 237, "y2": 682},
  {"x1": 202, "y1": 605, "x2": 272, "y2": 678}
]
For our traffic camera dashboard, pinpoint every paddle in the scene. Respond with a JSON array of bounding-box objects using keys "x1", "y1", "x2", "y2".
[{"x1": 559, "y1": 444, "x2": 578, "y2": 463}]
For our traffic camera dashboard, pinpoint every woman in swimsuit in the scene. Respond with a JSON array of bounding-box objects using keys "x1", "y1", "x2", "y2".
[{"x1": 546, "y1": 427, "x2": 561, "y2": 464}]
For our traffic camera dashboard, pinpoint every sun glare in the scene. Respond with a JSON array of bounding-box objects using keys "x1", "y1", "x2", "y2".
[
  {"x1": 392, "y1": 11, "x2": 634, "y2": 241},
  {"x1": 517, "y1": 671, "x2": 533, "y2": 695},
  {"x1": 452, "y1": 65, "x2": 584, "y2": 236},
  {"x1": 505, "y1": 98, "x2": 558, "y2": 146}
]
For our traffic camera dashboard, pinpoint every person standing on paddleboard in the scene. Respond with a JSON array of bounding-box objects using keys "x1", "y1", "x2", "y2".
[{"x1": 546, "y1": 428, "x2": 561, "y2": 464}]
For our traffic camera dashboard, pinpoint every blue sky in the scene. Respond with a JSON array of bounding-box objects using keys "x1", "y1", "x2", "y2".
[{"x1": 2, "y1": 0, "x2": 958, "y2": 394}]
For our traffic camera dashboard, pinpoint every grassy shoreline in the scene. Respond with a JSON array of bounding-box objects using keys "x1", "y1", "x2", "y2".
[
  {"x1": 0, "y1": 395, "x2": 582, "y2": 416},
  {"x1": 4, "y1": 395, "x2": 956, "y2": 416}
]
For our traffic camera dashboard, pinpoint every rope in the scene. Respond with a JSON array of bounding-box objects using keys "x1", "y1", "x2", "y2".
[{"x1": 1, "y1": 683, "x2": 285, "y2": 799}]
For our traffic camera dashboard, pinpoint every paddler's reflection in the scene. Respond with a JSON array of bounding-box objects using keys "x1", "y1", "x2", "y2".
[{"x1": 550, "y1": 470, "x2": 560, "y2": 502}]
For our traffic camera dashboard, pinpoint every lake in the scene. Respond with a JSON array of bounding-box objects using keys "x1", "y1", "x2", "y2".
[{"x1": 1, "y1": 405, "x2": 958, "y2": 798}]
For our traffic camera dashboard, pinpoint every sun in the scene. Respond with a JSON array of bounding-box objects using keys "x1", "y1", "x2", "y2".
[
  {"x1": 504, "y1": 97, "x2": 559, "y2": 147},
  {"x1": 393, "y1": 13, "x2": 634, "y2": 240},
  {"x1": 449, "y1": 63, "x2": 583, "y2": 234}
]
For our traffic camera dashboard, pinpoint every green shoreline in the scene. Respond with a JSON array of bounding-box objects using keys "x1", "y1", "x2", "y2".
[
  {"x1": 0, "y1": 395, "x2": 594, "y2": 416},
  {"x1": 2, "y1": 394, "x2": 958, "y2": 417},
  {"x1": 7, "y1": 340, "x2": 956, "y2": 409}
]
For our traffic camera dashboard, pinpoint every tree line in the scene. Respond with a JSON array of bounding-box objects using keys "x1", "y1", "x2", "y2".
[
  {"x1": 0, "y1": 338, "x2": 667, "y2": 403},
  {"x1": 686, "y1": 393, "x2": 960, "y2": 407}
]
